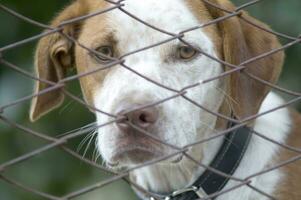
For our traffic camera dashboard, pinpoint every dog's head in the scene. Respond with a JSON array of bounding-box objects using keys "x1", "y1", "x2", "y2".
[{"x1": 30, "y1": 0, "x2": 283, "y2": 169}]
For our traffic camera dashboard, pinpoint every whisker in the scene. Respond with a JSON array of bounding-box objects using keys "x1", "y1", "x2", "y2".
[
  {"x1": 93, "y1": 135, "x2": 100, "y2": 162},
  {"x1": 59, "y1": 93, "x2": 83, "y2": 115},
  {"x1": 82, "y1": 130, "x2": 98, "y2": 159},
  {"x1": 95, "y1": 154, "x2": 102, "y2": 164},
  {"x1": 77, "y1": 132, "x2": 94, "y2": 153},
  {"x1": 56, "y1": 122, "x2": 97, "y2": 138},
  {"x1": 214, "y1": 85, "x2": 237, "y2": 111}
]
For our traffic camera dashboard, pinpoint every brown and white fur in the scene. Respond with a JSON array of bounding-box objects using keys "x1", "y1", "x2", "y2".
[{"x1": 29, "y1": 0, "x2": 301, "y2": 199}]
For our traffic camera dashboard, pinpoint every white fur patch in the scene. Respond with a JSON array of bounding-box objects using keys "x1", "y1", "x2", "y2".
[{"x1": 219, "y1": 92, "x2": 291, "y2": 200}]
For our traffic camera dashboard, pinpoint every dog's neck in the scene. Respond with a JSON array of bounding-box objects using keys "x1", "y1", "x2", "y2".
[{"x1": 129, "y1": 93, "x2": 291, "y2": 200}]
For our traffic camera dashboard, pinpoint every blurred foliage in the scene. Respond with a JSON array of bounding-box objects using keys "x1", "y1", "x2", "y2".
[{"x1": 0, "y1": 0, "x2": 300, "y2": 200}]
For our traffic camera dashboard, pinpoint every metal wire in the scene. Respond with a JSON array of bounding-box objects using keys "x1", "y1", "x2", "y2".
[{"x1": 0, "y1": 0, "x2": 300, "y2": 200}]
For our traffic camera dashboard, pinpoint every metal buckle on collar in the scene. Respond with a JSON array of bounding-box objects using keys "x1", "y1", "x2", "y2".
[{"x1": 149, "y1": 186, "x2": 208, "y2": 200}]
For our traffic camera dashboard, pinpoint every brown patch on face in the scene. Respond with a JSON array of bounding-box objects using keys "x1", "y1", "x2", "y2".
[
  {"x1": 30, "y1": 0, "x2": 109, "y2": 121},
  {"x1": 186, "y1": 0, "x2": 284, "y2": 123},
  {"x1": 185, "y1": 0, "x2": 229, "y2": 129},
  {"x1": 185, "y1": 0, "x2": 222, "y2": 59},
  {"x1": 75, "y1": 4, "x2": 116, "y2": 108}
]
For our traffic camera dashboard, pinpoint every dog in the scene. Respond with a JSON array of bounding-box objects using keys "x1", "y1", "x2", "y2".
[{"x1": 29, "y1": 0, "x2": 301, "y2": 199}]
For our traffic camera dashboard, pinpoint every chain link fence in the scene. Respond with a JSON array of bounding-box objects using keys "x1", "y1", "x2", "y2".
[{"x1": 0, "y1": 0, "x2": 301, "y2": 199}]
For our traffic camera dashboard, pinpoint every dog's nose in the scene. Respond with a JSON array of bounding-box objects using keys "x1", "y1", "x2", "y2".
[{"x1": 116, "y1": 104, "x2": 158, "y2": 131}]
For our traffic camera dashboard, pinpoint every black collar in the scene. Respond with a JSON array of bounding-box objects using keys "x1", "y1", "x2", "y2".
[{"x1": 136, "y1": 122, "x2": 252, "y2": 200}]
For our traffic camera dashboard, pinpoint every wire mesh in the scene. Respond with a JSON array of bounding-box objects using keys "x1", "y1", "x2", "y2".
[{"x1": 0, "y1": 0, "x2": 301, "y2": 200}]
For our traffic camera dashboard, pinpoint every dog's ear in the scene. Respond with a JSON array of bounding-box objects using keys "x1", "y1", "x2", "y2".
[
  {"x1": 30, "y1": 1, "x2": 89, "y2": 121},
  {"x1": 205, "y1": 0, "x2": 284, "y2": 120}
]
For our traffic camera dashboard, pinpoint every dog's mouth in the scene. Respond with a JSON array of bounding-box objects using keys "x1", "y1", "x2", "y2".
[
  {"x1": 111, "y1": 145, "x2": 158, "y2": 165},
  {"x1": 108, "y1": 136, "x2": 164, "y2": 166},
  {"x1": 107, "y1": 136, "x2": 186, "y2": 168}
]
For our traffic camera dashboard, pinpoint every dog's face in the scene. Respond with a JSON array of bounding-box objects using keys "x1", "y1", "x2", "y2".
[
  {"x1": 30, "y1": 0, "x2": 283, "y2": 170},
  {"x1": 90, "y1": 0, "x2": 224, "y2": 167}
]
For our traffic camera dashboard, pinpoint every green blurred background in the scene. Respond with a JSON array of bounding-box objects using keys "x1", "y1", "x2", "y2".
[{"x1": 0, "y1": 0, "x2": 300, "y2": 200}]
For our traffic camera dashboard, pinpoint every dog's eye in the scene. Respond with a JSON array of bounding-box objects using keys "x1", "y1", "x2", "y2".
[
  {"x1": 94, "y1": 46, "x2": 114, "y2": 62},
  {"x1": 178, "y1": 46, "x2": 198, "y2": 60}
]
